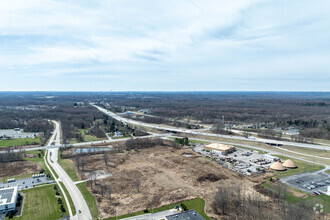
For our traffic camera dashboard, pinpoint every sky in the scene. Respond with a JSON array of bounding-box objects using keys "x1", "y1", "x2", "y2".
[{"x1": 0, "y1": 0, "x2": 330, "y2": 91}]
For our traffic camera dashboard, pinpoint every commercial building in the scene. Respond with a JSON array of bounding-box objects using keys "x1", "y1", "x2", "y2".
[
  {"x1": 262, "y1": 154, "x2": 279, "y2": 161},
  {"x1": 0, "y1": 186, "x2": 18, "y2": 214},
  {"x1": 204, "y1": 143, "x2": 235, "y2": 154},
  {"x1": 0, "y1": 129, "x2": 41, "y2": 139},
  {"x1": 165, "y1": 210, "x2": 205, "y2": 220},
  {"x1": 326, "y1": 186, "x2": 330, "y2": 196}
]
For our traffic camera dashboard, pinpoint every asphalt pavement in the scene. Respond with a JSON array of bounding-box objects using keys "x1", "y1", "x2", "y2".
[
  {"x1": 120, "y1": 209, "x2": 179, "y2": 220},
  {"x1": 92, "y1": 104, "x2": 330, "y2": 151},
  {"x1": 46, "y1": 121, "x2": 92, "y2": 220}
]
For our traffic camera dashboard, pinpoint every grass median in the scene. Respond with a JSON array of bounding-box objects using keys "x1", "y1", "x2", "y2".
[{"x1": 44, "y1": 150, "x2": 59, "y2": 179}]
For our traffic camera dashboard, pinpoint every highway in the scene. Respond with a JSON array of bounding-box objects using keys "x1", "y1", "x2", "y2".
[
  {"x1": 165, "y1": 136, "x2": 330, "y2": 169},
  {"x1": 46, "y1": 121, "x2": 92, "y2": 220},
  {"x1": 0, "y1": 134, "x2": 163, "y2": 154},
  {"x1": 92, "y1": 104, "x2": 330, "y2": 151}
]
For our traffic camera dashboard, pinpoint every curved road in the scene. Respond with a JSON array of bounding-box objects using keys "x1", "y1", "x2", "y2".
[{"x1": 47, "y1": 121, "x2": 92, "y2": 220}]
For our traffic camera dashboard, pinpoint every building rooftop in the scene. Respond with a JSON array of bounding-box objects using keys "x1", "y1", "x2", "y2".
[
  {"x1": 270, "y1": 161, "x2": 286, "y2": 171},
  {"x1": 282, "y1": 159, "x2": 297, "y2": 168},
  {"x1": 0, "y1": 186, "x2": 18, "y2": 206},
  {"x1": 166, "y1": 210, "x2": 205, "y2": 220}
]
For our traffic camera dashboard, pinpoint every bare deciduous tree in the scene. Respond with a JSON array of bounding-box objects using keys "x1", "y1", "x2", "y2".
[
  {"x1": 103, "y1": 152, "x2": 109, "y2": 166},
  {"x1": 134, "y1": 179, "x2": 141, "y2": 193}
]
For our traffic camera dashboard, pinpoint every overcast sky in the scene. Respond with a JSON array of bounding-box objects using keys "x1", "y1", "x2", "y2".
[{"x1": 0, "y1": 0, "x2": 330, "y2": 91}]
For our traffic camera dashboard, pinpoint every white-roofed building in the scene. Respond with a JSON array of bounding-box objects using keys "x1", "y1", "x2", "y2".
[{"x1": 0, "y1": 186, "x2": 18, "y2": 214}]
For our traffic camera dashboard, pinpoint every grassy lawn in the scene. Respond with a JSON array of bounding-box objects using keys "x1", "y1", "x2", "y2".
[
  {"x1": 58, "y1": 147, "x2": 79, "y2": 181},
  {"x1": 279, "y1": 145, "x2": 330, "y2": 158},
  {"x1": 262, "y1": 182, "x2": 330, "y2": 213},
  {"x1": 188, "y1": 139, "x2": 210, "y2": 144},
  {"x1": 76, "y1": 182, "x2": 98, "y2": 220},
  {"x1": 59, "y1": 181, "x2": 76, "y2": 215},
  {"x1": 11, "y1": 184, "x2": 68, "y2": 220},
  {"x1": 106, "y1": 198, "x2": 211, "y2": 220},
  {"x1": 234, "y1": 145, "x2": 268, "y2": 154},
  {"x1": 58, "y1": 158, "x2": 79, "y2": 181},
  {"x1": 0, "y1": 137, "x2": 41, "y2": 147},
  {"x1": 272, "y1": 155, "x2": 325, "y2": 178},
  {"x1": 25, "y1": 150, "x2": 55, "y2": 179},
  {"x1": 67, "y1": 129, "x2": 105, "y2": 144},
  {"x1": 326, "y1": 170, "x2": 330, "y2": 174}
]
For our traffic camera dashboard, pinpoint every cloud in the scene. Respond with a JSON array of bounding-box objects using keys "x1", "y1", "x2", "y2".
[{"x1": 0, "y1": 0, "x2": 329, "y2": 91}]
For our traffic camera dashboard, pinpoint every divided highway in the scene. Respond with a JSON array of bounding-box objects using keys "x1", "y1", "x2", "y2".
[
  {"x1": 47, "y1": 121, "x2": 92, "y2": 220},
  {"x1": 92, "y1": 104, "x2": 330, "y2": 151}
]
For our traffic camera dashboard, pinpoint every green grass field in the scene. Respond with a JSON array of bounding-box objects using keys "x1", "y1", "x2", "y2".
[
  {"x1": 59, "y1": 181, "x2": 76, "y2": 215},
  {"x1": 326, "y1": 170, "x2": 330, "y2": 174},
  {"x1": 235, "y1": 145, "x2": 268, "y2": 154},
  {"x1": 0, "y1": 137, "x2": 41, "y2": 147},
  {"x1": 272, "y1": 155, "x2": 325, "y2": 178},
  {"x1": 25, "y1": 150, "x2": 55, "y2": 179},
  {"x1": 186, "y1": 139, "x2": 210, "y2": 144},
  {"x1": 76, "y1": 182, "x2": 98, "y2": 220},
  {"x1": 279, "y1": 145, "x2": 330, "y2": 158},
  {"x1": 67, "y1": 129, "x2": 105, "y2": 144},
  {"x1": 58, "y1": 158, "x2": 79, "y2": 181},
  {"x1": 106, "y1": 198, "x2": 211, "y2": 220},
  {"x1": 11, "y1": 184, "x2": 68, "y2": 220}
]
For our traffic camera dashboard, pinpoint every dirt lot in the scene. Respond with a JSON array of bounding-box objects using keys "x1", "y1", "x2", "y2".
[
  {"x1": 74, "y1": 145, "x2": 268, "y2": 219},
  {"x1": 0, "y1": 161, "x2": 41, "y2": 179}
]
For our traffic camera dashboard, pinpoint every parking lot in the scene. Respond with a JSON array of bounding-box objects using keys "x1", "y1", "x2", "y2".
[
  {"x1": 0, "y1": 174, "x2": 54, "y2": 190},
  {"x1": 280, "y1": 171, "x2": 330, "y2": 195},
  {"x1": 193, "y1": 145, "x2": 274, "y2": 176}
]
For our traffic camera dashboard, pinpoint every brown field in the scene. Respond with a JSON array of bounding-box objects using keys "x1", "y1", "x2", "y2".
[
  {"x1": 72, "y1": 145, "x2": 268, "y2": 219},
  {"x1": 0, "y1": 161, "x2": 41, "y2": 179}
]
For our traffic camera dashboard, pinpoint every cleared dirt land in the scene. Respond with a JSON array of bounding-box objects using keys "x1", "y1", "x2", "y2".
[
  {"x1": 0, "y1": 161, "x2": 41, "y2": 180},
  {"x1": 72, "y1": 145, "x2": 267, "y2": 219}
]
